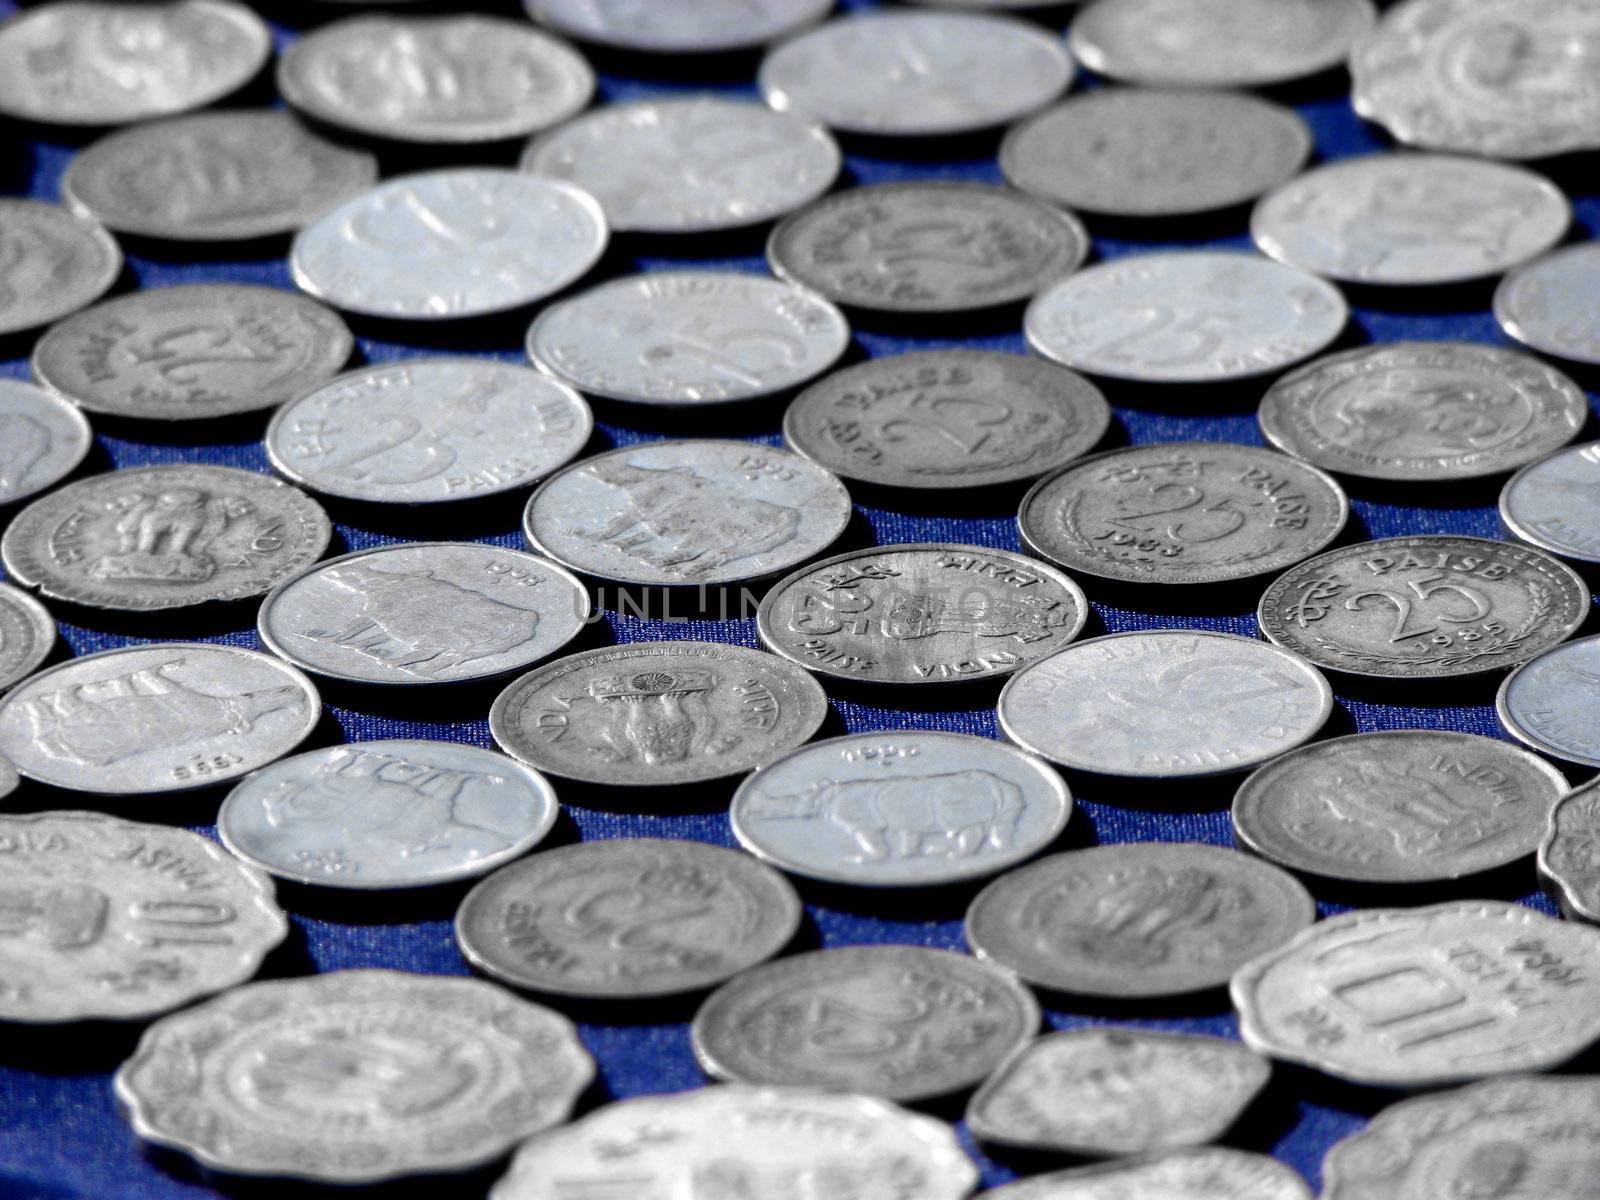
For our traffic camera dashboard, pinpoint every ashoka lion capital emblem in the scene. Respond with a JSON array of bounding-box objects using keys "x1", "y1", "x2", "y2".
[
  {"x1": 90, "y1": 488, "x2": 245, "y2": 584},
  {"x1": 589, "y1": 668, "x2": 722, "y2": 765}
]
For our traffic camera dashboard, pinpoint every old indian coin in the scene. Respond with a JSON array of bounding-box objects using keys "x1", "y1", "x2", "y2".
[
  {"x1": 0, "y1": 199, "x2": 122, "y2": 336},
  {"x1": 0, "y1": 643, "x2": 319, "y2": 795},
  {"x1": 0, "y1": 756, "x2": 15, "y2": 803},
  {"x1": 1501, "y1": 442, "x2": 1600, "y2": 564},
  {"x1": 490, "y1": 641, "x2": 829, "y2": 787},
  {"x1": 1540, "y1": 777, "x2": 1600, "y2": 923},
  {"x1": 692, "y1": 944, "x2": 1039, "y2": 1101},
  {"x1": 523, "y1": 0, "x2": 832, "y2": 54},
  {"x1": 0, "y1": 581, "x2": 55, "y2": 694},
  {"x1": 115, "y1": 969, "x2": 594, "y2": 1184},
  {"x1": 0, "y1": 379, "x2": 92, "y2": 507},
  {"x1": 1495, "y1": 243, "x2": 1600, "y2": 367},
  {"x1": 456, "y1": 837, "x2": 801, "y2": 998},
  {"x1": 1258, "y1": 536, "x2": 1590, "y2": 680},
  {"x1": 1498, "y1": 635, "x2": 1600, "y2": 770},
  {"x1": 982, "y1": 1148, "x2": 1313, "y2": 1200},
  {"x1": 1232, "y1": 730, "x2": 1570, "y2": 884},
  {"x1": 768, "y1": 183, "x2": 1089, "y2": 315},
  {"x1": 966, "y1": 842, "x2": 1316, "y2": 998}
]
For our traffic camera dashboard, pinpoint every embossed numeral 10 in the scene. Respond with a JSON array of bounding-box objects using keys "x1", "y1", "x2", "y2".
[{"x1": 131, "y1": 900, "x2": 238, "y2": 948}]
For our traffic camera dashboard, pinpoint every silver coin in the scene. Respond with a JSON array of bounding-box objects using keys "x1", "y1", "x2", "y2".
[
  {"x1": 769, "y1": 182, "x2": 1090, "y2": 315},
  {"x1": 524, "y1": 0, "x2": 832, "y2": 54},
  {"x1": 1018, "y1": 442, "x2": 1348, "y2": 587},
  {"x1": 0, "y1": 581, "x2": 55, "y2": 694},
  {"x1": 760, "y1": 12, "x2": 1074, "y2": 137},
  {"x1": 489, "y1": 1086, "x2": 977, "y2": 1200},
  {"x1": 0, "y1": 643, "x2": 319, "y2": 795},
  {"x1": 1259, "y1": 343, "x2": 1588, "y2": 484},
  {"x1": 259, "y1": 542, "x2": 589, "y2": 688},
  {"x1": 1002, "y1": 89, "x2": 1312, "y2": 219},
  {"x1": 0, "y1": 1, "x2": 271, "y2": 126},
  {"x1": 1501, "y1": 441, "x2": 1600, "y2": 564},
  {"x1": 0, "y1": 755, "x2": 15, "y2": 803},
  {"x1": 1025, "y1": 252, "x2": 1349, "y2": 384},
  {"x1": 455, "y1": 837, "x2": 801, "y2": 998},
  {"x1": 0, "y1": 199, "x2": 122, "y2": 337},
  {"x1": 521, "y1": 97, "x2": 839, "y2": 235},
  {"x1": 490, "y1": 640, "x2": 829, "y2": 787},
  {"x1": 527, "y1": 270, "x2": 850, "y2": 405},
  {"x1": 983, "y1": 1148, "x2": 1313, "y2": 1200},
  {"x1": 524, "y1": 439, "x2": 850, "y2": 586},
  {"x1": 266, "y1": 360, "x2": 592, "y2": 505},
  {"x1": 32, "y1": 285, "x2": 353, "y2": 421},
  {"x1": 1258, "y1": 535, "x2": 1590, "y2": 680},
  {"x1": 691, "y1": 944, "x2": 1039, "y2": 1101},
  {"x1": 0, "y1": 378, "x2": 92, "y2": 507},
  {"x1": 291, "y1": 169, "x2": 607, "y2": 321},
  {"x1": 2, "y1": 464, "x2": 333, "y2": 611},
  {"x1": 279, "y1": 15, "x2": 593, "y2": 145},
  {"x1": 1497, "y1": 634, "x2": 1600, "y2": 770},
  {"x1": 758, "y1": 542, "x2": 1090, "y2": 687},
  {"x1": 115, "y1": 969, "x2": 593, "y2": 1184},
  {"x1": 731, "y1": 731, "x2": 1071, "y2": 888},
  {"x1": 1495, "y1": 243, "x2": 1600, "y2": 367},
  {"x1": 1233, "y1": 730, "x2": 1569, "y2": 884},
  {"x1": 1233, "y1": 900, "x2": 1600, "y2": 1087},
  {"x1": 967, "y1": 1029, "x2": 1271, "y2": 1157},
  {"x1": 966, "y1": 842, "x2": 1316, "y2": 998},
  {"x1": 1540, "y1": 776, "x2": 1600, "y2": 923}
]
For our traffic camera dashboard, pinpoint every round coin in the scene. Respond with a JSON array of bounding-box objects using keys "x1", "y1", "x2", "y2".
[
  {"x1": 1258, "y1": 535, "x2": 1590, "y2": 680},
  {"x1": 456, "y1": 838, "x2": 802, "y2": 998},
  {"x1": 966, "y1": 842, "x2": 1316, "y2": 997},
  {"x1": 524, "y1": 0, "x2": 832, "y2": 54},
  {"x1": 985, "y1": 1149, "x2": 1313, "y2": 1200},
  {"x1": 769, "y1": 182, "x2": 1089, "y2": 314},
  {"x1": 1497, "y1": 635, "x2": 1600, "y2": 769},
  {"x1": 1501, "y1": 441, "x2": 1600, "y2": 564},
  {"x1": 692, "y1": 944, "x2": 1039, "y2": 1101},
  {"x1": 0, "y1": 199, "x2": 122, "y2": 336},
  {"x1": 0, "y1": 378, "x2": 92, "y2": 507},
  {"x1": 115, "y1": 969, "x2": 593, "y2": 1184},
  {"x1": 0, "y1": 756, "x2": 15, "y2": 803},
  {"x1": 1025, "y1": 252, "x2": 1349, "y2": 384},
  {"x1": 1495, "y1": 243, "x2": 1600, "y2": 367},
  {"x1": 0, "y1": 581, "x2": 55, "y2": 693},
  {"x1": 1540, "y1": 776, "x2": 1600, "y2": 923}
]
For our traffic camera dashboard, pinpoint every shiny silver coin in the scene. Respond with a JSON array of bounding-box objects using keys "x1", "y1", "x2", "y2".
[
  {"x1": 2, "y1": 464, "x2": 332, "y2": 611},
  {"x1": 60, "y1": 110, "x2": 377, "y2": 241},
  {"x1": 692, "y1": 944, "x2": 1039, "y2": 1101},
  {"x1": 0, "y1": 378, "x2": 92, "y2": 507},
  {"x1": 265, "y1": 360, "x2": 592, "y2": 505},
  {"x1": 1018, "y1": 442, "x2": 1348, "y2": 587},
  {"x1": 1497, "y1": 634, "x2": 1600, "y2": 770},
  {"x1": 521, "y1": 97, "x2": 839, "y2": 235},
  {"x1": 490, "y1": 640, "x2": 829, "y2": 787},
  {"x1": 455, "y1": 837, "x2": 801, "y2": 998},
  {"x1": 1260, "y1": 343, "x2": 1589, "y2": 484},
  {"x1": 760, "y1": 12, "x2": 1074, "y2": 137},
  {"x1": 279, "y1": 15, "x2": 593, "y2": 145},
  {"x1": 524, "y1": 439, "x2": 851, "y2": 586},
  {"x1": 1233, "y1": 900, "x2": 1600, "y2": 1087},
  {"x1": 291, "y1": 169, "x2": 607, "y2": 321},
  {"x1": 0, "y1": 810, "x2": 286, "y2": 1023},
  {"x1": 0, "y1": 1, "x2": 271, "y2": 126},
  {"x1": 32, "y1": 285, "x2": 353, "y2": 421},
  {"x1": 1540, "y1": 777, "x2": 1600, "y2": 923},
  {"x1": 1258, "y1": 535, "x2": 1590, "y2": 680},
  {"x1": 984, "y1": 1149, "x2": 1313, "y2": 1200},
  {"x1": 758, "y1": 542, "x2": 1090, "y2": 687},
  {"x1": 0, "y1": 581, "x2": 55, "y2": 694},
  {"x1": 1233, "y1": 730, "x2": 1569, "y2": 884},
  {"x1": 1495, "y1": 243, "x2": 1600, "y2": 367},
  {"x1": 0, "y1": 755, "x2": 15, "y2": 803},
  {"x1": 115, "y1": 969, "x2": 593, "y2": 1185},
  {"x1": 0, "y1": 199, "x2": 121, "y2": 337},
  {"x1": 259, "y1": 542, "x2": 589, "y2": 688},
  {"x1": 769, "y1": 182, "x2": 1089, "y2": 315},
  {"x1": 527, "y1": 270, "x2": 850, "y2": 405},
  {"x1": 1501, "y1": 441, "x2": 1600, "y2": 564},
  {"x1": 731, "y1": 731, "x2": 1071, "y2": 888},
  {"x1": 966, "y1": 842, "x2": 1316, "y2": 998},
  {"x1": 524, "y1": 0, "x2": 832, "y2": 54},
  {"x1": 1002, "y1": 89, "x2": 1311, "y2": 219},
  {"x1": 1025, "y1": 252, "x2": 1348, "y2": 384}
]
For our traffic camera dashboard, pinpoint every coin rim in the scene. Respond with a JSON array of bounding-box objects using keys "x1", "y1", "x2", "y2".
[
  {"x1": 0, "y1": 199, "x2": 123, "y2": 336},
  {"x1": 0, "y1": 377, "x2": 92, "y2": 505},
  {"x1": 524, "y1": 0, "x2": 833, "y2": 53},
  {"x1": 1496, "y1": 634, "x2": 1600, "y2": 770},
  {"x1": 1539, "y1": 775, "x2": 1600, "y2": 922},
  {"x1": 0, "y1": 579, "x2": 56, "y2": 693},
  {"x1": 1499, "y1": 439, "x2": 1600, "y2": 565},
  {"x1": 1494, "y1": 243, "x2": 1600, "y2": 367}
]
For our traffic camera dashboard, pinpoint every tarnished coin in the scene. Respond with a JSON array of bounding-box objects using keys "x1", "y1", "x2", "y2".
[
  {"x1": 984, "y1": 1148, "x2": 1313, "y2": 1200},
  {"x1": 32, "y1": 285, "x2": 353, "y2": 421},
  {"x1": 456, "y1": 837, "x2": 801, "y2": 998},
  {"x1": 0, "y1": 199, "x2": 122, "y2": 336},
  {"x1": 0, "y1": 581, "x2": 55, "y2": 694},
  {"x1": 60, "y1": 111, "x2": 377, "y2": 242},
  {"x1": 279, "y1": 15, "x2": 593, "y2": 145},
  {"x1": 1002, "y1": 90, "x2": 1311, "y2": 219},
  {"x1": 0, "y1": 1, "x2": 271, "y2": 126},
  {"x1": 1259, "y1": 343, "x2": 1588, "y2": 483},
  {"x1": 966, "y1": 843, "x2": 1316, "y2": 998},
  {"x1": 1497, "y1": 635, "x2": 1600, "y2": 770},
  {"x1": 758, "y1": 542, "x2": 1089, "y2": 686},
  {"x1": 115, "y1": 969, "x2": 593, "y2": 1184},
  {"x1": 524, "y1": 440, "x2": 850, "y2": 586},
  {"x1": 760, "y1": 12, "x2": 1073, "y2": 137},
  {"x1": 490, "y1": 641, "x2": 829, "y2": 787},
  {"x1": 522, "y1": 98, "x2": 838, "y2": 235},
  {"x1": 1258, "y1": 536, "x2": 1590, "y2": 680},
  {"x1": 524, "y1": 0, "x2": 832, "y2": 54},
  {"x1": 1233, "y1": 730, "x2": 1569, "y2": 884},
  {"x1": 769, "y1": 183, "x2": 1089, "y2": 315},
  {"x1": 489, "y1": 1086, "x2": 977, "y2": 1200},
  {"x1": 1233, "y1": 901, "x2": 1600, "y2": 1087},
  {"x1": 1501, "y1": 442, "x2": 1600, "y2": 564},
  {"x1": 0, "y1": 378, "x2": 92, "y2": 507},
  {"x1": 1540, "y1": 777, "x2": 1600, "y2": 923},
  {"x1": 265, "y1": 360, "x2": 592, "y2": 505},
  {"x1": 2, "y1": 464, "x2": 332, "y2": 611},
  {"x1": 0, "y1": 811, "x2": 286, "y2": 1023},
  {"x1": 692, "y1": 944, "x2": 1039, "y2": 1101},
  {"x1": 1025, "y1": 252, "x2": 1348, "y2": 384},
  {"x1": 291, "y1": 170, "x2": 607, "y2": 321},
  {"x1": 1495, "y1": 243, "x2": 1600, "y2": 367},
  {"x1": 1018, "y1": 443, "x2": 1348, "y2": 587},
  {"x1": 527, "y1": 271, "x2": 850, "y2": 405}
]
